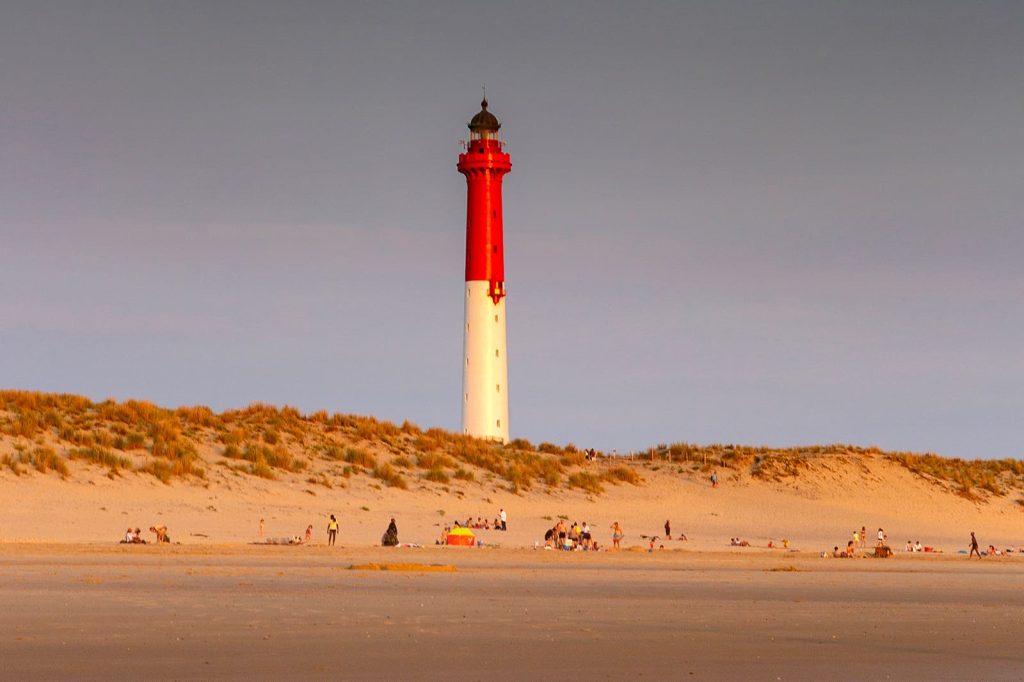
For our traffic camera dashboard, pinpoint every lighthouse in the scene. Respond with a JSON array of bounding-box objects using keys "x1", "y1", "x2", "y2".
[{"x1": 458, "y1": 98, "x2": 511, "y2": 442}]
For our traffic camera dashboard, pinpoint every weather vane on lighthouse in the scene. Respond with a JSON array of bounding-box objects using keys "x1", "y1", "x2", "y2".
[{"x1": 458, "y1": 96, "x2": 511, "y2": 442}]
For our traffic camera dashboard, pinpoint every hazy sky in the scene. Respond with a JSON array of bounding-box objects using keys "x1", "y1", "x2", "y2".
[{"x1": 2, "y1": 1, "x2": 1021, "y2": 458}]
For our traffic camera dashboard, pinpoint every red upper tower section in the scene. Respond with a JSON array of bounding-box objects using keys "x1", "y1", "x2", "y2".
[{"x1": 458, "y1": 98, "x2": 511, "y2": 304}]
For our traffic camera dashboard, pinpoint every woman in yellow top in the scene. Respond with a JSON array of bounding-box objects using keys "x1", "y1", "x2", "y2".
[{"x1": 327, "y1": 514, "x2": 339, "y2": 546}]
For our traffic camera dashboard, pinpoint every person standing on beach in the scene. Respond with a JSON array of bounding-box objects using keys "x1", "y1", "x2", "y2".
[
  {"x1": 499, "y1": 508, "x2": 507, "y2": 531},
  {"x1": 259, "y1": 518, "x2": 265, "y2": 538},
  {"x1": 611, "y1": 521, "x2": 623, "y2": 550},
  {"x1": 860, "y1": 526, "x2": 867, "y2": 548},
  {"x1": 853, "y1": 529, "x2": 860, "y2": 547},
  {"x1": 665, "y1": 520, "x2": 671, "y2": 540},
  {"x1": 877, "y1": 528, "x2": 886, "y2": 546},
  {"x1": 327, "y1": 514, "x2": 339, "y2": 547},
  {"x1": 710, "y1": 471, "x2": 718, "y2": 488},
  {"x1": 969, "y1": 532, "x2": 982, "y2": 559}
]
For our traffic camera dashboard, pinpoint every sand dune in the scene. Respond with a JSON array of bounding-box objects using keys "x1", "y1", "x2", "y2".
[{"x1": 1, "y1": 391, "x2": 1022, "y2": 553}]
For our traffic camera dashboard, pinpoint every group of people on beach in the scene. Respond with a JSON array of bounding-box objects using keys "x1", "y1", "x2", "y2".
[
  {"x1": 454, "y1": 513, "x2": 506, "y2": 531},
  {"x1": 119, "y1": 526, "x2": 169, "y2": 544},
  {"x1": 543, "y1": 519, "x2": 599, "y2": 551}
]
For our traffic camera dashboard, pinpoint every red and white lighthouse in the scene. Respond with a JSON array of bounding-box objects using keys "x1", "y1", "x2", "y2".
[{"x1": 458, "y1": 98, "x2": 511, "y2": 442}]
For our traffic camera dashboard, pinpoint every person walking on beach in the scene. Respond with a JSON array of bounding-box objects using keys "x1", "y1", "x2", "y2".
[
  {"x1": 499, "y1": 508, "x2": 507, "y2": 531},
  {"x1": 327, "y1": 514, "x2": 339, "y2": 547},
  {"x1": 969, "y1": 531, "x2": 982, "y2": 559},
  {"x1": 710, "y1": 471, "x2": 718, "y2": 488},
  {"x1": 665, "y1": 519, "x2": 671, "y2": 540},
  {"x1": 611, "y1": 521, "x2": 623, "y2": 550}
]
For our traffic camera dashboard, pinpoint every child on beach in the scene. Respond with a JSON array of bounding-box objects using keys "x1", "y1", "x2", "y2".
[{"x1": 305, "y1": 525, "x2": 313, "y2": 543}]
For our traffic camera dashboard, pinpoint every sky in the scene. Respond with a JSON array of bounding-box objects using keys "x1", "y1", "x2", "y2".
[{"x1": 1, "y1": 1, "x2": 1021, "y2": 458}]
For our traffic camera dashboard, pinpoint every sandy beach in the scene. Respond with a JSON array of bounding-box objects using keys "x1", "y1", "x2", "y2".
[
  {"x1": 3, "y1": 394, "x2": 1024, "y2": 679},
  {"x1": 2, "y1": 543, "x2": 1022, "y2": 680}
]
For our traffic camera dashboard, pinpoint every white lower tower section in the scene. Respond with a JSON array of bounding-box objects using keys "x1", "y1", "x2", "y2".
[{"x1": 462, "y1": 280, "x2": 509, "y2": 442}]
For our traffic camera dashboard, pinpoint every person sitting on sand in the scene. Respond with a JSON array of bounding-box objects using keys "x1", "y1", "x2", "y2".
[
  {"x1": 915, "y1": 541, "x2": 923, "y2": 552},
  {"x1": 123, "y1": 528, "x2": 133, "y2": 543},
  {"x1": 544, "y1": 527, "x2": 555, "y2": 549},
  {"x1": 437, "y1": 525, "x2": 450, "y2": 545},
  {"x1": 906, "y1": 540, "x2": 913, "y2": 552},
  {"x1": 846, "y1": 541, "x2": 855, "y2": 558},
  {"x1": 150, "y1": 526, "x2": 170, "y2": 543},
  {"x1": 833, "y1": 546, "x2": 844, "y2": 558},
  {"x1": 382, "y1": 518, "x2": 399, "y2": 547},
  {"x1": 987, "y1": 545, "x2": 1000, "y2": 557}
]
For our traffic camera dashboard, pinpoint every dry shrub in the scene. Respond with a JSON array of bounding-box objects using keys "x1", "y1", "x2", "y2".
[
  {"x1": 503, "y1": 463, "x2": 532, "y2": 492},
  {"x1": 321, "y1": 444, "x2": 344, "y2": 460},
  {"x1": 560, "y1": 450, "x2": 587, "y2": 466},
  {"x1": 453, "y1": 468, "x2": 475, "y2": 482},
  {"x1": 345, "y1": 448, "x2": 377, "y2": 469},
  {"x1": 391, "y1": 455, "x2": 413, "y2": 468},
  {"x1": 220, "y1": 428, "x2": 247, "y2": 447},
  {"x1": 567, "y1": 472, "x2": 604, "y2": 494},
  {"x1": 69, "y1": 447, "x2": 131, "y2": 471},
  {"x1": 26, "y1": 446, "x2": 70, "y2": 478},
  {"x1": 602, "y1": 466, "x2": 641, "y2": 485},
  {"x1": 140, "y1": 458, "x2": 206, "y2": 484},
  {"x1": 373, "y1": 463, "x2": 407, "y2": 489},
  {"x1": 2, "y1": 447, "x2": 70, "y2": 478},
  {"x1": 3, "y1": 453, "x2": 24, "y2": 475},
  {"x1": 508, "y1": 438, "x2": 534, "y2": 451},
  {"x1": 416, "y1": 451, "x2": 454, "y2": 470},
  {"x1": 175, "y1": 405, "x2": 217, "y2": 428},
  {"x1": 249, "y1": 460, "x2": 275, "y2": 479},
  {"x1": 424, "y1": 467, "x2": 449, "y2": 483},
  {"x1": 243, "y1": 444, "x2": 299, "y2": 472}
]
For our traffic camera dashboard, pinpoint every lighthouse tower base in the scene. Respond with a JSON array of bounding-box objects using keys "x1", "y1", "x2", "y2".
[{"x1": 462, "y1": 281, "x2": 509, "y2": 442}]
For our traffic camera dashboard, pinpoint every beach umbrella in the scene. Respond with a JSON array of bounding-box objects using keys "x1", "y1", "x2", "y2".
[{"x1": 446, "y1": 527, "x2": 476, "y2": 547}]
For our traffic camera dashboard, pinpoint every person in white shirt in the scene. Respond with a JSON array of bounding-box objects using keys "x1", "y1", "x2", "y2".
[{"x1": 499, "y1": 508, "x2": 507, "y2": 531}]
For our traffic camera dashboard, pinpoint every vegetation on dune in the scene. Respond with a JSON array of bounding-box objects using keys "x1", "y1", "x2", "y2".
[{"x1": 1, "y1": 390, "x2": 1022, "y2": 502}]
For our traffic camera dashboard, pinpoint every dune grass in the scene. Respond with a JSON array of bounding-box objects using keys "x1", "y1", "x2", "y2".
[{"x1": 3, "y1": 389, "x2": 1022, "y2": 500}]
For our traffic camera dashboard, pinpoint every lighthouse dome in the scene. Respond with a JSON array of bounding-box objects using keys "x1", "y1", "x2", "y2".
[{"x1": 468, "y1": 98, "x2": 500, "y2": 133}]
